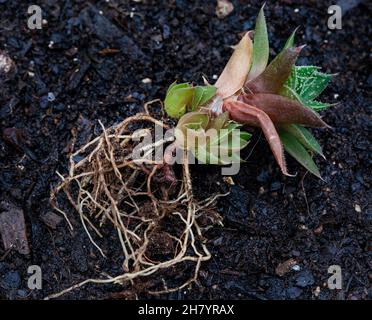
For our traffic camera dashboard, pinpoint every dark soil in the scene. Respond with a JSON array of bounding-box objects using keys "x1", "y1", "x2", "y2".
[{"x1": 0, "y1": 0, "x2": 370, "y2": 300}]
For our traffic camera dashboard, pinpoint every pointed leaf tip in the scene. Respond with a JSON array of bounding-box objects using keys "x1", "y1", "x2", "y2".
[
  {"x1": 279, "y1": 130, "x2": 322, "y2": 179},
  {"x1": 283, "y1": 26, "x2": 300, "y2": 50},
  {"x1": 245, "y1": 46, "x2": 303, "y2": 94},
  {"x1": 247, "y1": 5, "x2": 269, "y2": 81}
]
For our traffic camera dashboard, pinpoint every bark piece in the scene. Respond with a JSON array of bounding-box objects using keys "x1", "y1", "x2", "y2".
[{"x1": 0, "y1": 202, "x2": 30, "y2": 255}]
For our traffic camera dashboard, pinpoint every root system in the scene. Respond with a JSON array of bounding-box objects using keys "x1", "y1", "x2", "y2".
[{"x1": 48, "y1": 102, "x2": 224, "y2": 299}]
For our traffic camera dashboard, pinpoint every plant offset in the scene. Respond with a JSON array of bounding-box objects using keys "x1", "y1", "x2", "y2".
[
  {"x1": 165, "y1": 5, "x2": 333, "y2": 178},
  {"x1": 51, "y1": 5, "x2": 335, "y2": 298}
]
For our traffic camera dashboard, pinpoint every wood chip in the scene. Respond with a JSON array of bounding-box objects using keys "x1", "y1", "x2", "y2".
[
  {"x1": 0, "y1": 202, "x2": 30, "y2": 255},
  {"x1": 313, "y1": 224, "x2": 323, "y2": 235},
  {"x1": 275, "y1": 258, "x2": 297, "y2": 276}
]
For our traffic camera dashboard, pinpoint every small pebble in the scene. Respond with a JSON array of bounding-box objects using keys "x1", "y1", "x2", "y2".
[
  {"x1": 212, "y1": 74, "x2": 218, "y2": 80},
  {"x1": 47, "y1": 92, "x2": 56, "y2": 102},
  {"x1": 292, "y1": 264, "x2": 301, "y2": 272},
  {"x1": 142, "y1": 78, "x2": 152, "y2": 84},
  {"x1": 0, "y1": 51, "x2": 14, "y2": 74},
  {"x1": 294, "y1": 8, "x2": 300, "y2": 13},
  {"x1": 354, "y1": 204, "x2": 361, "y2": 213}
]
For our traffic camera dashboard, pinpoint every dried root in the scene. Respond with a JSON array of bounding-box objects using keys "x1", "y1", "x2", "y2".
[{"x1": 48, "y1": 104, "x2": 224, "y2": 299}]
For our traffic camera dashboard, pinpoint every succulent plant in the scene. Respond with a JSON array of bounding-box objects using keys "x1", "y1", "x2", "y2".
[{"x1": 164, "y1": 5, "x2": 333, "y2": 178}]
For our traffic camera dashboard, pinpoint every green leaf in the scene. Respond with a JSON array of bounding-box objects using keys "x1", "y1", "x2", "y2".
[
  {"x1": 167, "y1": 82, "x2": 190, "y2": 95},
  {"x1": 283, "y1": 27, "x2": 299, "y2": 50},
  {"x1": 191, "y1": 86, "x2": 216, "y2": 111},
  {"x1": 194, "y1": 121, "x2": 251, "y2": 165},
  {"x1": 209, "y1": 112, "x2": 230, "y2": 131},
  {"x1": 199, "y1": 86, "x2": 217, "y2": 105},
  {"x1": 166, "y1": 81, "x2": 178, "y2": 94},
  {"x1": 177, "y1": 112, "x2": 209, "y2": 131},
  {"x1": 279, "y1": 130, "x2": 321, "y2": 178},
  {"x1": 280, "y1": 84, "x2": 303, "y2": 102},
  {"x1": 240, "y1": 131, "x2": 252, "y2": 142},
  {"x1": 212, "y1": 122, "x2": 240, "y2": 146},
  {"x1": 247, "y1": 5, "x2": 269, "y2": 81},
  {"x1": 164, "y1": 83, "x2": 195, "y2": 118},
  {"x1": 281, "y1": 66, "x2": 332, "y2": 111},
  {"x1": 299, "y1": 71, "x2": 332, "y2": 101},
  {"x1": 306, "y1": 100, "x2": 331, "y2": 111},
  {"x1": 295, "y1": 66, "x2": 319, "y2": 78},
  {"x1": 281, "y1": 124, "x2": 324, "y2": 158}
]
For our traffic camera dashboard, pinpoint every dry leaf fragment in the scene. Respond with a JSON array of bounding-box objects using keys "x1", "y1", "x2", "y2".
[{"x1": 215, "y1": 32, "x2": 252, "y2": 99}]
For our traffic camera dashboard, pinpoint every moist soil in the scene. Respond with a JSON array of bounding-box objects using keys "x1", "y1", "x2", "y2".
[{"x1": 0, "y1": 0, "x2": 370, "y2": 300}]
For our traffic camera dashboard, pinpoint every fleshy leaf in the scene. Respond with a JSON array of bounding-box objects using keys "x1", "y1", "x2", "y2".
[
  {"x1": 164, "y1": 83, "x2": 194, "y2": 118},
  {"x1": 240, "y1": 93, "x2": 329, "y2": 127},
  {"x1": 215, "y1": 32, "x2": 253, "y2": 98},
  {"x1": 306, "y1": 100, "x2": 331, "y2": 111},
  {"x1": 281, "y1": 124, "x2": 324, "y2": 158},
  {"x1": 279, "y1": 130, "x2": 321, "y2": 179},
  {"x1": 247, "y1": 5, "x2": 269, "y2": 81},
  {"x1": 283, "y1": 27, "x2": 299, "y2": 50},
  {"x1": 175, "y1": 112, "x2": 209, "y2": 150},
  {"x1": 191, "y1": 87, "x2": 204, "y2": 112},
  {"x1": 209, "y1": 112, "x2": 230, "y2": 130},
  {"x1": 167, "y1": 82, "x2": 190, "y2": 95},
  {"x1": 166, "y1": 81, "x2": 179, "y2": 94},
  {"x1": 280, "y1": 66, "x2": 333, "y2": 109},
  {"x1": 176, "y1": 111, "x2": 209, "y2": 132},
  {"x1": 191, "y1": 86, "x2": 217, "y2": 111},
  {"x1": 187, "y1": 118, "x2": 251, "y2": 165},
  {"x1": 223, "y1": 100, "x2": 293, "y2": 176},
  {"x1": 212, "y1": 122, "x2": 240, "y2": 146},
  {"x1": 245, "y1": 46, "x2": 303, "y2": 94},
  {"x1": 300, "y1": 71, "x2": 332, "y2": 101},
  {"x1": 165, "y1": 83, "x2": 217, "y2": 117}
]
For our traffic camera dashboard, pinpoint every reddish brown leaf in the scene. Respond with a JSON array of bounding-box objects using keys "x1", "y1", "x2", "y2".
[
  {"x1": 223, "y1": 100, "x2": 293, "y2": 176},
  {"x1": 239, "y1": 93, "x2": 329, "y2": 127},
  {"x1": 245, "y1": 46, "x2": 304, "y2": 94}
]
